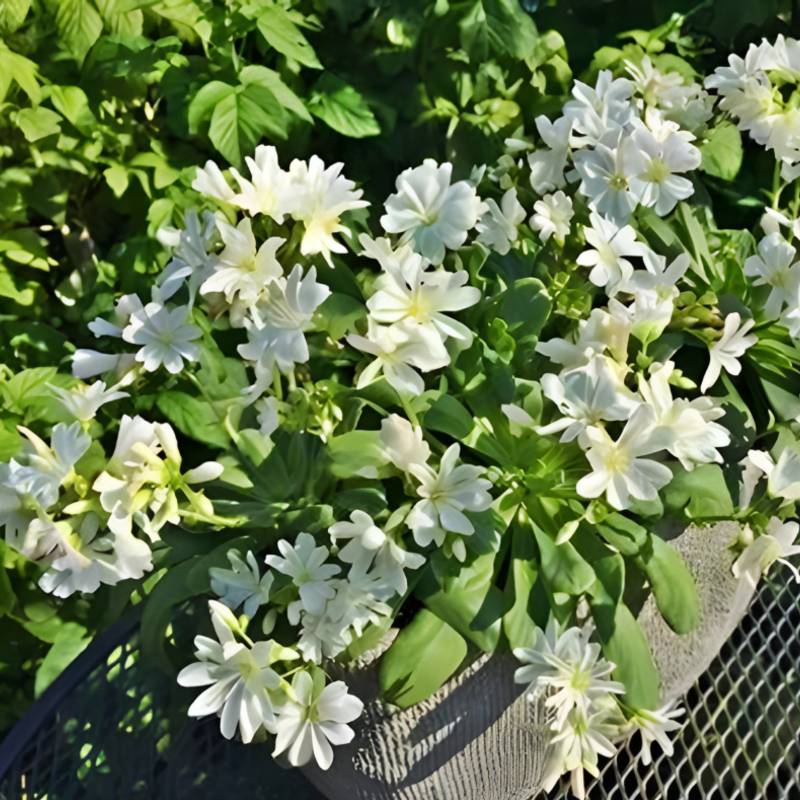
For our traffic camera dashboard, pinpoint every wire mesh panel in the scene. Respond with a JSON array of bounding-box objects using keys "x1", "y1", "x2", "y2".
[{"x1": 0, "y1": 564, "x2": 798, "y2": 800}]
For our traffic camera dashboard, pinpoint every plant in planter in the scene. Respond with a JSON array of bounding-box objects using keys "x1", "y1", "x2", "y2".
[{"x1": 2, "y1": 22, "x2": 800, "y2": 800}]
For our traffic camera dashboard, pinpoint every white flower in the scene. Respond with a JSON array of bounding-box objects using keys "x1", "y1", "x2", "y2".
[
  {"x1": 347, "y1": 320, "x2": 449, "y2": 397},
  {"x1": 528, "y1": 115, "x2": 573, "y2": 193},
  {"x1": 379, "y1": 413, "x2": 430, "y2": 472},
  {"x1": 544, "y1": 706, "x2": 620, "y2": 800},
  {"x1": 121, "y1": 302, "x2": 201, "y2": 374},
  {"x1": 71, "y1": 351, "x2": 136, "y2": 381},
  {"x1": 37, "y1": 514, "x2": 152, "y2": 598},
  {"x1": 192, "y1": 160, "x2": 237, "y2": 204},
  {"x1": 325, "y1": 571, "x2": 393, "y2": 635},
  {"x1": 536, "y1": 356, "x2": 639, "y2": 444},
  {"x1": 732, "y1": 517, "x2": 800, "y2": 588},
  {"x1": 476, "y1": 188, "x2": 526, "y2": 254},
  {"x1": 513, "y1": 621, "x2": 624, "y2": 728},
  {"x1": 365, "y1": 239, "x2": 480, "y2": 346},
  {"x1": 563, "y1": 70, "x2": 635, "y2": 147},
  {"x1": 230, "y1": 144, "x2": 296, "y2": 222},
  {"x1": 638, "y1": 361, "x2": 730, "y2": 470},
  {"x1": 256, "y1": 396, "x2": 280, "y2": 438},
  {"x1": 530, "y1": 191, "x2": 574, "y2": 244},
  {"x1": 573, "y1": 137, "x2": 642, "y2": 223},
  {"x1": 576, "y1": 406, "x2": 672, "y2": 511},
  {"x1": 272, "y1": 670, "x2": 363, "y2": 770},
  {"x1": 536, "y1": 307, "x2": 631, "y2": 369},
  {"x1": 156, "y1": 210, "x2": 218, "y2": 304},
  {"x1": 265, "y1": 532, "x2": 340, "y2": 617},
  {"x1": 406, "y1": 444, "x2": 492, "y2": 549},
  {"x1": 744, "y1": 233, "x2": 800, "y2": 318},
  {"x1": 178, "y1": 601, "x2": 298, "y2": 743},
  {"x1": 746, "y1": 447, "x2": 800, "y2": 503},
  {"x1": 629, "y1": 118, "x2": 701, "y2": 215},
  {"x1": 288, "y1": 156, "x2": 368, "y2": 264},
  {"x1": 700, "y1": 312, "x2": 757, "y2": 393},
  {"x1": 201, "y1": 218, "x2": 284, "y2": 308},
  {"x1": 576, "y1": 213, "x2": 649, "y2": 292},
  {"x1": 329, "y1": 510, "x2": 425, "y2": 595},
  {"x1": 238, "y1": 265, "x2": 330, "y2": 384},
  {"x1": 210, "y1": 549, "x2": 274, "y2": 618},
  {"x1": 380, "y1": 159, "x2": 484, "y2": 264},
  {"x1": 626, "y1": 701, "x2": 684, "y2": 767},
  {"x1": 50, "y1": 380, "x2": 129, "y2": 422},
  {"x1": 87, "y1": 293, "x2": 144, "y2": 339}
]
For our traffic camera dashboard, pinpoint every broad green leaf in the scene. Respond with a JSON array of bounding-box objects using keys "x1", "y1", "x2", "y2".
[
  {"x1": 257, "y1": 5, "x2": 321, "y2": 69},
  {"x1": 315, "y1": 292, "x2": 365, "y2": 339},
  {"x1": 0, "y1": 45, "x2": 40, "y2": 104},
  {"x1": 239, "y1": 65, "x2": 312, "y2": 123},
  {"x1": 700, "y1": 122, "x2": 743, "y2": 182},
  {"x1": 15, "y1": 108, "x2": 62, "y2": 142},
  {"x1": 34, "y1": 622, "x2": 89, "y2": 697},
  {"x1": 502, "y1": 521, "x2": 543, "y2": 649},
  {"x1": 308, "y1": 74, "x2": 380, "y2": 138},
  {"x1": 0, "y1": 543, "x2": 14, "y2": 615},
  {"x1": 50, "y1": 85, "x2": 97, "y2": 134},
  {"x1": 0, "y1": 0, "x2": 31, "y2": 33},
  {"x1": 596, "y1": 513, "x2": 648, "y2": 556},
  {"x1": 378, "y1": 609, "x2": 467, "y2": 708},
  {"x1": 49, "y1": 0, "x2": 103, "y2": 62},
  {"x1": 662, "y1": 463, "x2": 734, "y2": 519},
  {"x1": 498, "y1": 278, "x2": 551, "y2": 342},
  {"x1": 637, "y1": 535, "x2": 699, "y2": 635},
  {"x1": 187, "y1": 80, "x2": 235, "y2": 134},
  {"x1": 417, "y1": 551, "x2": 509, "y2": 652},
  {"x1": 532, "y1": 522, "x2": 595, "y2": 596},
  {"x1": 96, "y1": 0, "x2": 144, "y2": 36},
  {"x1": 156, "y1": 390, "x2": 229, "y2": 448},
  {"x1": 460, "y1": 0, "x2": 538, "y2": 61},
  {"x1": 328, "y1": 430, "x2": 389, "y2": 479},
  {"x1": 208, "y1": 83, "x2": 288, "y2": 166},
  {"x1": 422, "y1": 394, "x2": 475, "y2": 440},
  {"x1": 590, "y1": 555, "x2": 660, "y2": 710}
]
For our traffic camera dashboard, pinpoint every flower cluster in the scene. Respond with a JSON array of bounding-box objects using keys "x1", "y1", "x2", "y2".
[
  {"x1": 8, "y1": 30, "x2": 800, "y2": 794},
  {"x1": 706, "y1": 35, "x2": 800, "y2": 181},
  {"x1": 0, "y1": 398, "x2": 220, "y2": 597}
]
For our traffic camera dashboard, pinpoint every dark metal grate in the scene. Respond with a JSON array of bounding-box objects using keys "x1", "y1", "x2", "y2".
[{"x1": 1, "y1": 564, "x2": 798, "y2": 799}]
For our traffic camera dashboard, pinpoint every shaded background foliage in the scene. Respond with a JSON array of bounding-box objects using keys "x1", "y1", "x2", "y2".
[{"x1": 0, "y1": 0, "x2": 797, "y2": 736}]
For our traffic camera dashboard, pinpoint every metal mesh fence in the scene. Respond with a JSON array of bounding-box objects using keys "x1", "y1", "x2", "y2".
[{"x1": 1, "y1": 563, "x2": 798, "y2": 800}]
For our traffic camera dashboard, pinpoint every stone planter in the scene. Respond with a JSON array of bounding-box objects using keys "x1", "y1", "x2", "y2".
[{"x1": 304, "y1": 522, "x2": 755, "y2": 800}]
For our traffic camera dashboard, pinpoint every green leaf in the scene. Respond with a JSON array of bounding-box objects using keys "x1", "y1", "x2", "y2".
[
  {"x1": 502, "y1": 521, "x2": 542, "y2": 650},
  {"x1": 187, "y1": 80, "x2": 235, "y2": 134},
  {"x1": 0, "y1": 543, "x2": 15, "y2": 615},
  {"x1": 596, "y1": 513, "x2": 648, "y2": 556},
  {"x1": 34, "y1": 622, "x2": 89, "y2": 697},
  {"x1": 315, "y1": 292, "x2": 365, "y2": 339},
  {"x1": 48, "y1": 0, "x2": 103, "y2": 62},
  {"x1": 498, "y1": 278, "x2": 551, "y2": 342},
  {"x1": 239, "y1": 65, "x2": 312, "y2": 123},
  {"x1": 50, "y1": 85, "x2": 97, "y2": 134},
  {"x1": 422, "y1": 394, "x2": 475, "y2": 440},
  {"x1": 700, "y1": 122, "x2": 743, "y2": 182},
  {"x1": 637, "y1": 535, "x2": 699, "y2": 635},
  {"x1": 460, "y1": 0, "x2": 538, "y2": 61},
  {"x1": 257, "y1": 5, "x2": 321, "y2": 69},
  {"x1": 308, "y1": 73, "x2": 380, "y2": 138},
  {"x1": 0, "y1": 44, "x2": 40, "y2": 104},
  {"x1": 417, "y1": 551, "x2": 509, "y2": 652},
  {"x1": 532, "y1": 522, "x2": 595, "y2": 596},
  {"x1": 208, "y1": 83, "x2": 288, "y2": 166},
  {"x1": 378, "y1": 609, "x2": 467, "y2": 708},
  {"x1": 662, "y1": 463, "x2": 734, "y2": 519},
  {"x1": 15, "y1": 108, "x2": 62, "y2": 142},
  {"x1": 328, "y1": 430, "x2": 389, "y2": 479},
  {"x1": 0, "y1": 0, "x2": 31, "y2": 33},
  {"x1": 156, "y1": 390, "x2": 229, "y2": 448},
  {"x1": 590, "y1": 555, "x2": 660, "y2": 710}
]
